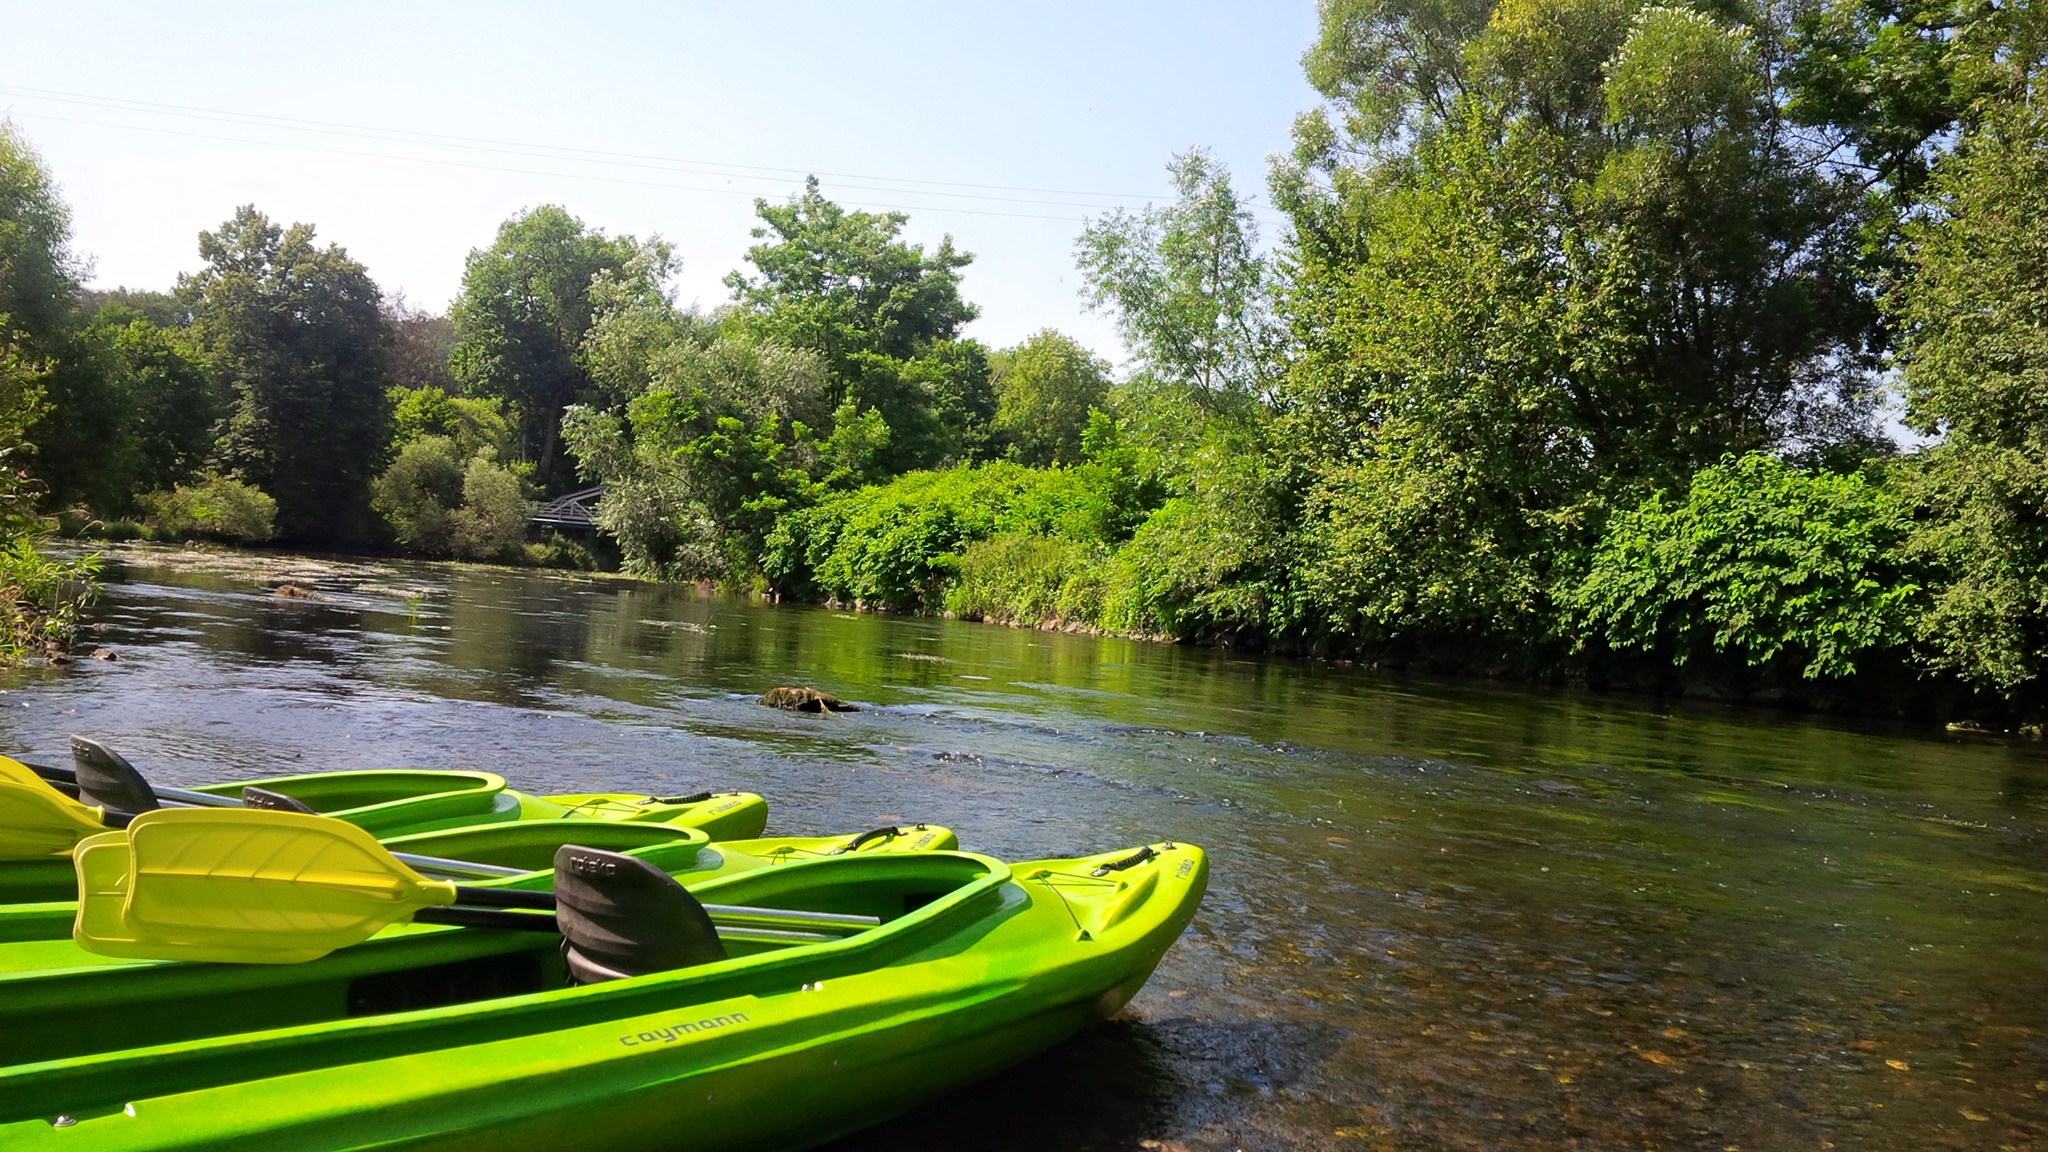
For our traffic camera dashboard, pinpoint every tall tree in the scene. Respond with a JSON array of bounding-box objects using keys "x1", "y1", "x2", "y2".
[
  {"x1": 450, "y1": 206, "x2": 637, "y2": 491},
  {"x1": 1888, "y1": 2, "x2": 2048, "y2": 696},
  {"x1": 179, "y1": 206, "x2": 391, "y2": 544},
  {"x1": 1076, "y1": 149, "x2": 1280, "y2": 403},
  {"x1": 1271, "y1": 0, "x2": 1886, "y2": 656},
  {"x1": 724, "y1": 178, "x2": 986, "y2": 470},
  {"x1": 0, "y1": 120, "x2": 78, "y2": 455},
  {"x1": 385, "y1": 293, "x2": 458, "y2": 394}
]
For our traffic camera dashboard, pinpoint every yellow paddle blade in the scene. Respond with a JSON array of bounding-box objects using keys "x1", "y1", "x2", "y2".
[
  {"x1": 73, "y1": 829, "x2": 335, "y2": 963},
  {"x1": 0, "y1": 760, "x2": 107, "y2": 856},
  {"x1": 103, "y1": 808, "x2": 460, "y2": 962}
]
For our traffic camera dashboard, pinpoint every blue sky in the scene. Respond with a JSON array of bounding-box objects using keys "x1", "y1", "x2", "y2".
[{"x1": 0, "y1": 2, "x2": 1322, "y2": 360}]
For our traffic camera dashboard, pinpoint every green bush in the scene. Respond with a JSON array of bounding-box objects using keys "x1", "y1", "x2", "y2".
[
  {"x1": 138, "y1": 474, "x2": 277, "y2": 543},
  {"x1": 946, "y1": 533, "x2": 1106, "y2": 625},
  {"x1": 1566, "y1": 453, "x2": 1919, "y2": 684},
  {"x1": 373, "y1": 436, "x2": 465, "y2": 554},
  {"x1": 764, "y1": 462, "x2": 1137, "y2": 612},
  {"x1": 0, "y1": 537, "x2": 99, "y2": 659},
  {"x1": 449, "y1": 455, "x2": 529, "y2": 561},
  {"x1": 1099, "y1": 496, "x2": 1276, "y2": 638}
]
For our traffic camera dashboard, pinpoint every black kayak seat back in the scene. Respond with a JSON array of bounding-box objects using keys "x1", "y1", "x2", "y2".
[
  {"x1": 553, "y1": 845, "x2": 727, "y2": 985},
  {"x1": 242, "y1": 786, "x2": 318, "y2": 814},
  {"x1": 70, "y1": 736, "x2": 160, "y2": 815}
]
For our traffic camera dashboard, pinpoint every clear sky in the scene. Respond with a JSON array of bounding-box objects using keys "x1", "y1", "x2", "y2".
[{"x1": 0, "y1": 2, "x2": 1322, "y2": 360}]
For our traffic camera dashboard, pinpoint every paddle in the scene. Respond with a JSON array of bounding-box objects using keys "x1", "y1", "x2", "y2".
[
  {"x1": 78, "y1": 808, "x2": 880, "y2": 964},
  {"x1": 0, "y1": 763, "x2": 113, "y2": 856},
  {"x1": 1, "y1": 749, "x2": 535, "y2": 883}
]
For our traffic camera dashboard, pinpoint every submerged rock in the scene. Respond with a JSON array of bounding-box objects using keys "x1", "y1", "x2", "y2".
[{"x1": 759, "y1": 686, "x2": 859, "y2": 713}]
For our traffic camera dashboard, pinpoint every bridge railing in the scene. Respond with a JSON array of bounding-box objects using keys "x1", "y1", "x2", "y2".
[{"x1": 531, "y1": 485, "x2": 605, "y2": 528}]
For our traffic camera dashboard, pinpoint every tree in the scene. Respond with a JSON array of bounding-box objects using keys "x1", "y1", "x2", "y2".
[
  {"x1": 179, "y1": 205, "x2": 391, "y2": 544},
  {"x1": 1887, "y1": 13, "x2": 2048, "y2": 696},
  {"x1": 1076, "y1": 149, "x2": 1280, "y2": 403},
  {"x1": 385, "y1": 293, "x2": 458, "y2": 394},
  {"x1": 450, "y1": 206, "x2": 638, "y2": 491},
  {"x1": 724, "y1": 178, "x2": 986, "y2": 469},
  {"x1": 990, "y1": 330, "x2": 1111, "y2": 466}
]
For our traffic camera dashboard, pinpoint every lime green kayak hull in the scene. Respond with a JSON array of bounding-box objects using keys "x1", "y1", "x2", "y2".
[
  {"x1": 0, "y1": 770, "x2": 770, "y2": 903},
  {"x1": 0, "y1": 841, "x2": 1204, "y2": 1151}
]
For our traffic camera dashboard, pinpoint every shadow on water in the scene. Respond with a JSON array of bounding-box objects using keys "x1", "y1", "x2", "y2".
[
  {"x1": 12, "y1": 545, "x2": 2048, "y2": 1150},
  {"x1": 825, "y1": 1017, "x2": 1352, "y2": 1152}
]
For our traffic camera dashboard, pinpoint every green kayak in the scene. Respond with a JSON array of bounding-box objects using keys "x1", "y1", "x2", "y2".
[
  {"x1": 0, "y1": 838, "x2": 1204, "y2": 1151},
  {"x1": 0, "y1": 818, "x2": 960, "y2": 945},
  {"x1": 0, "y1": 740, "x2": 770, "y2": 903}
]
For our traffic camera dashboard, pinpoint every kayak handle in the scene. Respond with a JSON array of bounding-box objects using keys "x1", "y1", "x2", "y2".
[
  {"x1": 1089, "y1": 846, "x2": 1158, "y2": 877},
  {"x1": 830, "y1": 826, "x2": 902, "y2": 854}
]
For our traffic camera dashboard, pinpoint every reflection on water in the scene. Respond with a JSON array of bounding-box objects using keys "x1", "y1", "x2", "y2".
[{"x1": 8, "y1": 545, "x2": 2046, "y2": 1150}]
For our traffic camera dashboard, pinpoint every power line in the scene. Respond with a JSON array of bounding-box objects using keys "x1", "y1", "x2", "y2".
[
  {"x1": 0, "y1": 83, "x2": 1171, "y2": 208},
  {"x1": 9, "y1": 111, "x2": 1104, "y2": 224}
]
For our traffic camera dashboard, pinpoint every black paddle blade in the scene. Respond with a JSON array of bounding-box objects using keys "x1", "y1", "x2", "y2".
[
  {"x1": 553, "y1": 844, "x2": 726, "y2": 985},
  {"x1": 71, "y1": 736, "x2": 159, "y2": 815},
  {"x1": 242, "y1": 786, "x2": 317, "y2": 814}
]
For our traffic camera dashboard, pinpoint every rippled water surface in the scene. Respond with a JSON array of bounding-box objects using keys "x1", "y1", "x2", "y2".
[{"x1": 9, "y1": 546, "x2": 2047, "y2": 1150}]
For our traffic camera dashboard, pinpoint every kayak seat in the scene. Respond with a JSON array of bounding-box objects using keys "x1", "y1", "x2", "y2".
[
  {"x1": 242, "y1": 786, "x2": 319, "y2": 814},
  {"x1": 553, "y1": 845, "x2": 727, "y2": 984},
  {"x1": 70, "y1": 735, "x2": 161, "y2": 815}
]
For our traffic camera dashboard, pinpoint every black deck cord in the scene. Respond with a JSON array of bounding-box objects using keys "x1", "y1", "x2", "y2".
[
  {"x1": 641, "y1": 792, "x2": 714, "y2": 805},
  {"x1": 830, "y1": 826, "x2": 902, "y2": 855},
  {"x1": 1089, "y1": 846, "x2": 1158, "y2": 877}
]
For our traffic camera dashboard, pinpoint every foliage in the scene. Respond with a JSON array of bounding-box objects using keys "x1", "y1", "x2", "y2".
[
  {"x1": 1568, "y1": 454, "x2": 1918, "y2": 683},
  {"x1": 372, "y1": 435, "x2": 527, "y2": 560},
  {"x1": 179, "y1": 206, "x2": 390, "y2": 544},
  {"x1": 448, "y1": 454, "x2": 529, "y2": 562},
  {"x1": 1886, "y1": 56, "x2": 2048, "y2": 698},
  {"x1": 0, "y1": 536, "x2": 98, "y2": 660},
  {"x1": 0, "y1": 120, "x2": 78, "y2": 360},
  {"x1": 385, "y1": 295, "x2": 458, "y2": 394},
  {"x1": 990, "y1": 330, "x2": 1111, "y2": 466},
  {"x1": 1076, "y1": 150, "x2": 1279, "y2": 401},
  {"x1": 36, "y1": 315, "x2": 214, "y2": 515},
  {"x1": 725, "y1": 179, "x2": 989, "y2": 469},
  {"x1": 390, "y1": 385, "x2": 514, "y2": 463},
  {"x1": 764, "y1": 462, "x2": 1141, "y2": 612},
  {"x1": 138, "y1": 473, "x2": 277, "y2": 543},
  {"x1": 450, "y1": 206, "x2": 639, "y2": 491},
  {"x1": 946, "y1": 534, "x2": 1105, "y2": 625},
  {"x1": 373, "y1": 436, "x2": 467, "y2": 554}
]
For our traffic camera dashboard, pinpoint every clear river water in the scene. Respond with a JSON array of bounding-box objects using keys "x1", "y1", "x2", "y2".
[{"x1": 6, "y1": 545, "x2": 2045, "y2": 1151}]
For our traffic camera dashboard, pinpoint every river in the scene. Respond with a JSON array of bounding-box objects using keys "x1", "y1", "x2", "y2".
[{"x1": 7, "y1": 545, "x2": 2044, "y2": 1150}]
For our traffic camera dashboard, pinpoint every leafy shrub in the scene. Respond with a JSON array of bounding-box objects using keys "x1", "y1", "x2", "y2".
[
  {"x1": 946, "y1": 534, "x2": 1106, "y2": 624},
  {"x1": 764, "y1": 462, "x2": 1139, "y2": 612},
  {"x1": 0, "y1": 537, "x2": 98, "y2": 658},
  {"x1": 1566, "y1": 453, "x2": 1919, "y2": 683},
  {"x1": 138, "y1": 474, "x2": 277, "y2": 543},
  {"x1": 449, "y1": 455, "x2": 529, "y2": 561},
  {"x1": 373, "y1": 436, "x2": 465, "y2": 554},
  {"x1": 1099, "y1": 496, "x2": 1276, "y2": 638}
]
